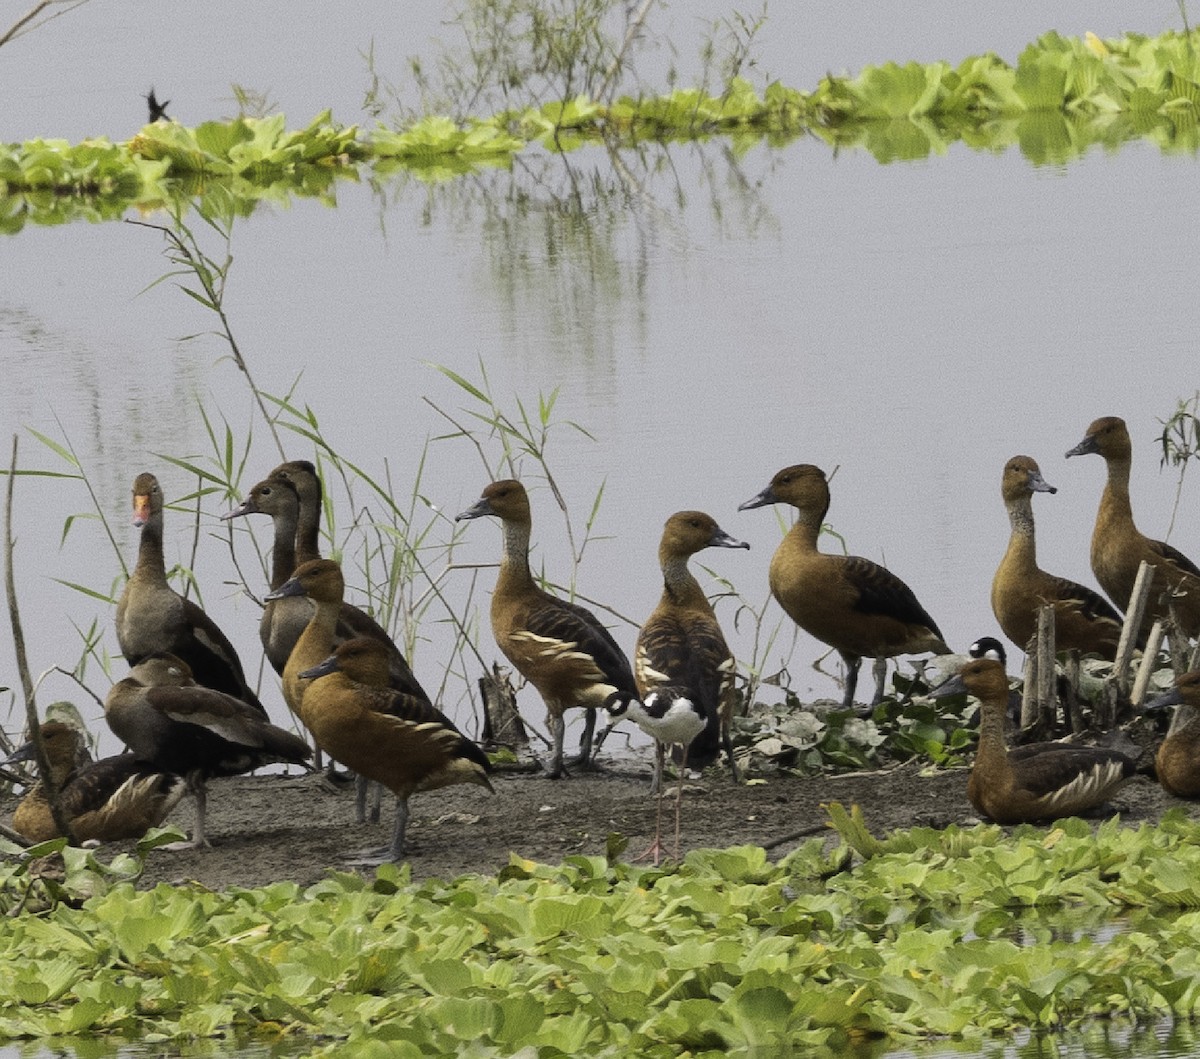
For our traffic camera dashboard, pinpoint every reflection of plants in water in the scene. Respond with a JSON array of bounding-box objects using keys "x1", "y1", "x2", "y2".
[{"x1": 365, "y1": 0, "x2": 769, "y2": 123}]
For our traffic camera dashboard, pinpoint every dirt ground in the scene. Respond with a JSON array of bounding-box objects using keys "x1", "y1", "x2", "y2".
[{"x1": 3, "y1": 737, "x2": 1189, "y2": 892}]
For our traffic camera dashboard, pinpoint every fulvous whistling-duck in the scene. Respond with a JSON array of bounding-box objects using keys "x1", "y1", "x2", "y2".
[
  {"x1": 634, "y1": 511, "x2": 748, "y2": 783},
  {"x1": 945, "y1": 658, "x2": 1135, "y2": 824},
  {"x1": 116, "y1": 472, "x2": 264, "y2": 714},
  {"x1": 606, "y1": 687, "x2": 705, "y2": 865},
  {"x1": 1066, "y1": 416, "x2": 1200, "y2": 638},
  {"x1": 230, "y1": 463, "x2": 427, "y2": 692},
  {"x1": 1144, "y1": 671, "x2": 1200, "y2": 798},
  {"x1": 299, "y1": 637, "x2": 494, "y2": 862},
  {"x1": 222, "y1": 474, "x2": 308, "y2": 674},
  {"x1": 739, "y1": 464, "x2": 950, "y2": 711},
  {"x1": 992, "y1": 455, "x2": 1124, "y2": 659},
  {"x1": 5, "y1": 721, "x2": 186, "y2": 844},
  {"x1": 456, "y1": 479, "x2": 640, "y2": 779},
  {"x1": 104, "y1": 654, "x2": 312, "y2": 847}
]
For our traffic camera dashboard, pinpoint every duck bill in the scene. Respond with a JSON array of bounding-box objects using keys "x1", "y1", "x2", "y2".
[
  {"x1": 3, "y1": 740, "x2": 35, "y2": 767},
  {"x1": 455, "y1": 497, "x2": 494, "y2": 522},
  {"x1": 1065, "y1": 437, "x2": 1099, "y2": 459},
  {"x1": 221, "y1": 497, "x2": 256, "y2": 521},
  {"x1": 298, "y1": 654, "x2": 340, "y2": 681},
  {"x1": 930, "y1": 672, "x2": 969, "y2": 699},
  {"x1": 132, "y1": 493, "x2": 152, "y2": 527},
  {"x1": 264, "y1": 577, "x2": 307, "y2": 601},
  {"x1": 711, "y1": 527, "x2": 751, "y2": 550},
  {"x1": 1028, "y1": 469, "x2": 1057, "y2": 494},
  {"x1": 737, "y1": 486, "x2": 776, "y2": 511},
  {"x1": 1143, "y1": 687, "x2": 1183, "y2": 713}
]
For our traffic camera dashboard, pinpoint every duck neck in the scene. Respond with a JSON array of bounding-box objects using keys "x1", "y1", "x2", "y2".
[
  {"x1": 1100, "y1": 454, "x2": 1135, "y2": 529},
  {"x1": 1003, "y1": 495, "x2": 1037, "y2": 568},
  {"x1": 660, "y1": 553, "x2": 706, "y2": 608},
  {"x1": 134, "y1": 509, "x2": 168, "y2": 585},
  {"x1": 974, "y1": 699, "x2": 1013, "y2": 775},
  {"x1": 269, "y1": 509, "x2": 300, "y2": 591},
  {"x1": 788, "y1": 506, "x2": 825, "y2": 552},
  {"x1": 496, "y1": 519, "x2": 536, "y2": 592},
  {"x1": 295, "y1": 501, "x2": 323, "y2": 567}
]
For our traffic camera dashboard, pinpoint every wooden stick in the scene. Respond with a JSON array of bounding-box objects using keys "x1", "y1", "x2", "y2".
[
  {"x1": 4, "y1": 436, "x2": 75, "y2": 844},
  {"x1": 1020, "y1": 634, "x2": 1038, "y2": 729},
  {"x1": 1130, "y1": 620, "x2": 1165, "y2": 707},
  {"x1": 1037, "y1": 604, "x2": 1057, "y2": 731},
  {"x1": 1114, "y1": 562, "x2": 1155, "y2": 695}
]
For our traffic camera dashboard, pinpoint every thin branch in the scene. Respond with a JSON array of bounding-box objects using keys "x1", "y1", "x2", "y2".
[
  {"x1": 5, "y1": 436, "x2": 76, "y2": 844},
  {"x1": 0, "y1": 0, "x2": 90, "y2": 48}
]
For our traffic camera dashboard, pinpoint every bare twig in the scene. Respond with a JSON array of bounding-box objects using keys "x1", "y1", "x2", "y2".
[
  {"x1": 0, "y1": 0, "x2": 90, "y2": 48},
  {"x1": 5, "y1": 436, "x2": 76, "y2": 843}
]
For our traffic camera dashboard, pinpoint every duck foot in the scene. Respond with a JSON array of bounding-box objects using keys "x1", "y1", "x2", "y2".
[
  {"x1": 344, "y1": 844, "x2": 405, "y2": 866},
  {"x1": 160, "y1": 835, "x2": 210, "y2": 852}
]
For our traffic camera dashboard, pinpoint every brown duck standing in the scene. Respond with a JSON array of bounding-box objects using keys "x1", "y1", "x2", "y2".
[
  {"x1": 739, "y1": 464, "x2": 950, "y2": 710},
  {"x1": 634, "y1": 511, "x2": 748, "y2": 783},
  {"x1": 1144, "y1": 671, "x2": 1200, "y2": 798},
  {"x1": 456, "y1": 479, "x2": 640, "y2": 778},
  {"x1": 104, "y1": 654, "x2": 312, "y2": 847},
  {"x1": 5, "y1": 721, "x2": 186, "y2": 844},
  {"x1": 946, "y1": 658, "x2": 1135, "y2": 823},
  {"x1": 1066, "y1": 416, "x2": 1200, "y2": 638},
  {"x1": 299, "y1": 637, "x2": 494, "y2": 862},
  {"x1": 226, "y1": 462, "x2": 427, "y2": 692},
  {"x1": 116, "y1": 472, "x2": 264, "y2": 714},
  {"x1": 992, "y1": 455, "x2": 1124, "y2": 658}
]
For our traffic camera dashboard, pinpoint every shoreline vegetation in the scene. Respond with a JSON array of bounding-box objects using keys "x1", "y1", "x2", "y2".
[{"x1": 2, "y1": 28, "x2": 1200, "y2": 231}]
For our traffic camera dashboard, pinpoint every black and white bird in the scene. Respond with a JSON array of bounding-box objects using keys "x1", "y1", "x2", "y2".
[{"x1": 606, "y1": 686, "x2": 705, "y2": 864}]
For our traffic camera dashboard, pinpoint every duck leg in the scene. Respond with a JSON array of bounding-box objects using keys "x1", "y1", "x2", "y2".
[
  {"x1": 871, "y1": 656, "x2": 889, "y2": 704},
  {"x1": 840, "y1": 653, "x2": 862, "y2": 711},
  {"x1": 542, "y1": 713, "x2": 567, "y2": 779},
  {"x1": 354, "y1": 775, "x2": 384, "y2": 824},
  {"x1": 347, "y1": 796, "x2": 410, "y2": 865},
  {"x1": 568, "y1": 708, "x2": 599, "y2": 769},
  {"x1": 164, "y1": 773, "x2": 211, "y2": 850},
  {"x1": 721, "y1": 725, "x2": 741, "y2": 784}
]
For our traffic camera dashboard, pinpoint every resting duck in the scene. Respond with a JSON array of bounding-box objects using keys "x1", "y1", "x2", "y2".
[
  {"x1": 299, "y1": 637, "x2": 494, "y2": 862},
  {"x1": 1144, "y1": 671, "x2": 1200, "y2": 798},
  {"x1": 635, "y1": 511, "x2": 748, "y2": 783},
  {"x1": 739, "y1": 464, "x2": 950, "y2": 710},
  {"x1": 606, "y1": 687, "x2": 705, "y2": 865},
  {"x1": 992, "y1": 455, "x2": 1124, "y2": 659},
  {"x1": 456, "y1": 479, "x2": 640, "y2": 778},
  {"x1": 105, "y1": 654, "x2": 312, "y2": 847},
  {"x1": 5, "y1": 721, "x2": 186, "y2": 844},
  {"x1": 1066, "y1": 416, "x2": 1200, "y2": 638},
  {"x1": 946, "y1": 658, "x2": 1135, "y2": 823},
  {"x1": 115, "y1": 472, "x2": 264, "y2": 714}
]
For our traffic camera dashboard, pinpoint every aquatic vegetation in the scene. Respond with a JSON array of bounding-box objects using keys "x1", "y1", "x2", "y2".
[
  {"x1": 2, "y1": 28, "x2": 1200, "y2": 231},
  {"x1": 6, "y1": 813, "x2": 1200, "y2": 1047}
]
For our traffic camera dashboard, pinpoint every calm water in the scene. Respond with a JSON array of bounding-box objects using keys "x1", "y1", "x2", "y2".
[{"x1": 2, "y1": 2, "x2": 1199, "y2": 754}]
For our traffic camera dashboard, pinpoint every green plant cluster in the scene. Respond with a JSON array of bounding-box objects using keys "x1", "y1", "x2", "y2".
[
  {"x1": 2, "y1": 27, "x2": 1199, "y2": 231},
  {"x1": 6, "y1": 813, "x2": 1200, "y2": 1050}
]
